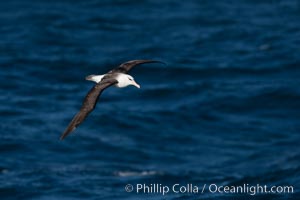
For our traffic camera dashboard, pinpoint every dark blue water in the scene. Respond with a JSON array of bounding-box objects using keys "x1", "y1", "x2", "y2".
[{"x1": 1, "y1": 0, "x2": 300, "y2": 199}]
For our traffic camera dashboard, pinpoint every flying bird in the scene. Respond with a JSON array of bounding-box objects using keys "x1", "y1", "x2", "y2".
[{"x1": 60, "y1": 60, "x2": 164, "y2": 140}]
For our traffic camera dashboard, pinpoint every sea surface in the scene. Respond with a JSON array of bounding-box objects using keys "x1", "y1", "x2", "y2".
[{"x1": 0, "y1": 0, "x2": 299, "y2": 199}]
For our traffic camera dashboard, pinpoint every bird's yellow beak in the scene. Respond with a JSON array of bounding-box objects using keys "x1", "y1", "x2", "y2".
[{"x1": 132, "y1": 80, "x2": 140, "y2": 89}]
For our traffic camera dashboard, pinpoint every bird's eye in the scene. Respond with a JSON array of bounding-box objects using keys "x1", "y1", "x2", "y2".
[{"x1": 128, "y1": 78, "x2": 132, "y2": 81}]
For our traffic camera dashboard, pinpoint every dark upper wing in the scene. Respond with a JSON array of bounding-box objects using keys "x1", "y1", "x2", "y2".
[
  {"x1": 109, "y1": 60, "x2": 165, "y2": 74},
  {"x1": 60, "y1": 79, "x2": 118, "y2": 140}
]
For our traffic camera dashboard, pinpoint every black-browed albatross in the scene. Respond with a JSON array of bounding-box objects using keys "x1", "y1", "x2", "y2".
[{"x1": 60, "y1": 60, "x2": 163, "y2": 140}]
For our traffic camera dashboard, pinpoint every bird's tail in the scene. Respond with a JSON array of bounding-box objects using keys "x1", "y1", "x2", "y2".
[
  {"x1": 85, "y1": 74, "x2": 104, "y2": 83},
  {"x1": 85, "y1": 74, "x2": 96, "y2": 81}
]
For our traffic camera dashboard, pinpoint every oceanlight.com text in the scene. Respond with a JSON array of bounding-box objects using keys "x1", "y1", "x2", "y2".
[{"x1": 124, "y1": 183, "x2": 294, "y2": 196}]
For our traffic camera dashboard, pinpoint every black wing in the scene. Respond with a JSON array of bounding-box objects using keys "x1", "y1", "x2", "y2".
[
  {"x1": 109, "y1": 60, "x2": 165, "y2": 74},
  {"x1": 60, "y1": 79, "x2": 118, "y2": 140}
]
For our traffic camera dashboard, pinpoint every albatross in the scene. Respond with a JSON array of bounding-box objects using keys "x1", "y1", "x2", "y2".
[{"x1": 60, "y1": 59, "x2": 163, "y2": 140}]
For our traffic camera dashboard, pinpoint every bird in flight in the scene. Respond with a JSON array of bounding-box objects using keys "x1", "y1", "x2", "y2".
[{"x1": 60, "y1": 59, "x2": 164, "y2": 140}]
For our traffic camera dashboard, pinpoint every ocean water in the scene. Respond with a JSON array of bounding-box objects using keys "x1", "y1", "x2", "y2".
[{"x1": 0, "y1": 0, "x2": 300, "y2": 199}]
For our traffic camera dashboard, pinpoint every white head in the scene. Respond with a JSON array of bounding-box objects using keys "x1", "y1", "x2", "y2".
[{"x1": 116, "y1": 74, "x2": 140, "y2": 88}]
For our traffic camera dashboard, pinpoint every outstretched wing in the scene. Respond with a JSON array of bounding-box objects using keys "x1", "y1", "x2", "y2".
[
  {"x1": 60, "y1": 79, "x2": 118, "y2": 140},
  {"x1": 109, "y1": 60, "x2": 165, "y2": 74}
]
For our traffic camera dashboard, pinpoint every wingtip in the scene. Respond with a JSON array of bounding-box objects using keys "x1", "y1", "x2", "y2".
[
  {"x1": 154, "y1": 60, "x2": 167, "y2": 66},
  {"x1": 129, "y1": 59, "x2": 166, "y2": 65},
  {"x1": 60, "y1": 123, "x2": 78, "y2": 140},
  {"x1": 59, "y1": 133, "x2": 66, "y2": 140},
  {"x1": 145, "y1": 60, "x2": 167, "y2": 66},
  {"x1": 60, "y1": 128, "x2": 71, "y2": 140},
  {"x1": 144, "y1": 60, "x2": 166, "y2": 64}
]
